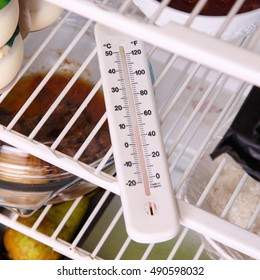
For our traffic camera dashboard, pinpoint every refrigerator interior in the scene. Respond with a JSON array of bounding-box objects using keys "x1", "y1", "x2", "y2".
[{"x1": 0, "y1": 0, "x2": 260, "y2": 260}]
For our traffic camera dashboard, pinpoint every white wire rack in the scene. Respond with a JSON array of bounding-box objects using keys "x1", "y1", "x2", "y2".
[{"x1": 0, "y1": 0, "x2": 260, "y2": 260}]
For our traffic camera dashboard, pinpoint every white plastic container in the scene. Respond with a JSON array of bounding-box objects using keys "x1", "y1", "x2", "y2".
[
  {"x1": 133, "y1": 0, "x2": 260, "y2": 40},
  {"x1": 0, "y1": 27, "x2": 24, "y2": 90},
  {"x1": 28, "y1": 0, "x2": 64, "y2": 31},
  {"x1": 0, "y1": 0, "x2": 19, "y2": 47},
  {"x1": 182, "y1": 114, "x2": 259, "y2": 260}
]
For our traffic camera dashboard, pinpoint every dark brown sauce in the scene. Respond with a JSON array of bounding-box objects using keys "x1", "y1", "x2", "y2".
[
  {"x1": 157, "y1": 0, "x2": 260, "y2": 16},
  {"x1": 0, "y1": 72, "x2": 111, "y2": 165}
]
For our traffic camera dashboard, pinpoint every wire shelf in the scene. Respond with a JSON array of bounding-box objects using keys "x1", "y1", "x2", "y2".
[{"x1": 0, "y1": 0, "x2": 259, "y2": 260}]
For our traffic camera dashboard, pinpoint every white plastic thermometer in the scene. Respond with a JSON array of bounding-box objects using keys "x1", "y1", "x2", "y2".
[{"x1": 95, "y1": 24, "x2": 179, "y2": 243}]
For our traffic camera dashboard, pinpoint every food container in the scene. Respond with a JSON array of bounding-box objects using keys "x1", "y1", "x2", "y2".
[
  {"x1": 0, "y1": 142, "x2": 83, "y2": 214},
  {"x1": 182, "y1": 117, "x2": 260, "y2": 259},
  {"x1": 133, "y1": 0, "x2": 260, "y2": 40},
  {"x1": 0, "y1": 27, "x2": 24, "y2": 90},
  {"x1": 0, "y1": 0, "x2": 19, "y2": 47},
  {"x1": 0, "y1": 15, "x2": 113, "y2": 216},
  {"x1": 28, "y1": 0, "x2": 64, "y2": 31}
]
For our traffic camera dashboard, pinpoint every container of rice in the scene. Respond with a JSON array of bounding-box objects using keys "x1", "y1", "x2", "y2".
[{"x1": 182, "y1": 117, "x2": 260, "y2": 259}]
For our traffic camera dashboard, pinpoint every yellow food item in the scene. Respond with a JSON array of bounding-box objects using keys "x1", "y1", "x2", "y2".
[{"x1": 3, "y1": 191, "x2": 97, "y2": 260}]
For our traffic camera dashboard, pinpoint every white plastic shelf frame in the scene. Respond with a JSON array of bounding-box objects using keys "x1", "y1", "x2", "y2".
[{"x1": 0, "y1": 0, "x2": 260, "y2": 260}]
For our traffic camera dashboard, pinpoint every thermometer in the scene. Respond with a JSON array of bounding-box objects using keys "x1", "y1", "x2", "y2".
[{"x1": 95, "y1": 24, "x2": 179, "y2": 243}]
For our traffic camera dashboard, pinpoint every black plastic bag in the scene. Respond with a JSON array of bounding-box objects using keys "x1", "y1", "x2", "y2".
[{"x1": 211, "y1": 86, "x2": 260, "y2": 182}]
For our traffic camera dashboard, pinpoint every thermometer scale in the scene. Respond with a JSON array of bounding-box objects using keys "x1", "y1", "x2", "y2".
[{"x1": 95, "y1": 24, "x2": 179, "y2": 243}]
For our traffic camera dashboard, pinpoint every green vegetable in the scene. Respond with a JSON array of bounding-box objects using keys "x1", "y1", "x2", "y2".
[{"x1": 3, "y1": 191, "x2": 97, "y2": 260}]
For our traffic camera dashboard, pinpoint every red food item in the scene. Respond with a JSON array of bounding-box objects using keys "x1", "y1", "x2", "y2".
[{"x1": 157, "y1": 0, "x2": 260, "y2": 16}]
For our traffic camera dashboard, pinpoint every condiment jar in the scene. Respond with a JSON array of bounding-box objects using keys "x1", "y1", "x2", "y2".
[
  {"x1": 0, "y1": 0, "x2": 19, "y2": 47},
  {"x1": 0, "y1": 27, "x2": 24, "y2": 90}
]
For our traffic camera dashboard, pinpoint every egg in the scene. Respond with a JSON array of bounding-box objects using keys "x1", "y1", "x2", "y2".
[
  {"x1": 28, "y1": 0, "x2": 64, "y2": 31},
  {"x1": 0, "y1": 0, "x2": 19, "y2": 47},
  {"x1": 0, "y1": 27, "x2": 24, "y2": 90}
]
